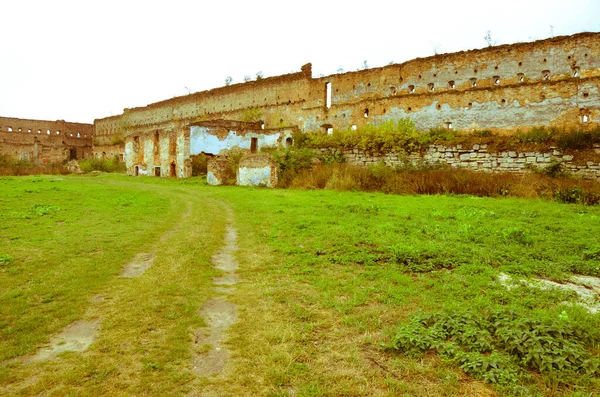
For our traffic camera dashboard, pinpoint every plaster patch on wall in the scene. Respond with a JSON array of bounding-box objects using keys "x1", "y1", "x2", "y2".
[
  {"x1": 207, "y1": 172, "x2": 221, "y2": 185},
  {"x1": 190, "y1": 126, "x2": 281, "y2": 155},
  {"x1": 237, "y1": 166, "x2": 272, "y2": 187}
]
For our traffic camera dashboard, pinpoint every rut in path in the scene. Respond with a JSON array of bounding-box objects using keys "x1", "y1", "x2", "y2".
[{"x1": 192, "y1": 210, "x2": 239, "y2": 377}]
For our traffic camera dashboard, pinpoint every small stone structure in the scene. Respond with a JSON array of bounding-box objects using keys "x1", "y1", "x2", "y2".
[
  {"x1": 207, "y1": 154, "x2": 278, "y2": 187},
  {"x1": 237, "y1": 155, "x2": 278, "y2": 187},
  {"x1": 207, "y1": 157, "x2": 231, "y2": 185}
]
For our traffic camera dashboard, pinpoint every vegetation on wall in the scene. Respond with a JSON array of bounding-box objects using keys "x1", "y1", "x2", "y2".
[
  {"x1": 296, "y1": 120, "x2": 600, "y2": 154},
  {"x1": 240, "y1": 107, "x2": 263, "y2": 123},
  {"x1": 270, "y1": 120, "x2": 600, "y2": 205}
]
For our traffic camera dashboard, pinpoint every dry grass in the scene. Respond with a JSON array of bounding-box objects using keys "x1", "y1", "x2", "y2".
[{"x1": 279, "y1": 163, "x2": 600, "y2": 205}]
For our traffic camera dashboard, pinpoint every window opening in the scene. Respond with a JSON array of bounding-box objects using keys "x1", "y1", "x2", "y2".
[
  {"x1": 325, "y1": 82, "x2": 332, "y2": 109},
  {"x1": 155, "y1": 167, "x2": 161, "y2": 177},
  {"x1": 517, "y1": 73, "x2": 525, "y2": 83},
  {"x1": 27, "y1": 129, "x2": 32, "y2": 133},
  {"x1": 470, "y1": 78, "x2": 477, "y2": 87},
  {"x1": 250, "y1": 137, "x2": 258, "y2": 153},
  {"x1": 408, "y1": 85, "x2": 415, "y2": 93},
  {"x1": 542, "y1": 70, "x2": 551, "y2": 80},
  {"x1": 363, "y1": 108, "x2": 369, "y2": 118},
  {"x1": 326, "y1": 127, "x2": 334, "y2": 135},
  {"x1": 573, "y1": 67, "x2": 580, "y2": 78},
  {"x1": 7, "y1": 127, "x2": 12, "y2": 132},
  {"x1": 493, "y1": 76, "x2": 501, "y2": 85},
  {"x1": 444, "y1": 122, "x2": 453, "y2": 130},
  {"x1": 428, "y1": 83, "x2": 434, "y2": 92},
  {"x1": 582, "y1": 114, "x2": 590, "y2": 123},
  {"x1": 448, "y1": 81, "x2": 456, "y2": 89},
  {"x1": 351, "y1": 125, "x2": 357, "y2": 131},
  {"x1": 170, "y1": 162, "x2": 176, "y2": 177},
  {"x1": 18, "y1": 128, "x2": 22, "y2": 132},
  {"x1": 285, "y1": 137, "x2": 293, "y2": 148},
  {"x1": 390, "y1": 86, "x2": 397, "y2": 95}
]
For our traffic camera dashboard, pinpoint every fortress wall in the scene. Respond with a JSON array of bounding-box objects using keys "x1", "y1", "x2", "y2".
[
  {"x1": 96, "y1": 33, "x2": 600, "y2": 179},
  {"x1": 0, "y1": 117, "x2": 93, "y2": 163}
]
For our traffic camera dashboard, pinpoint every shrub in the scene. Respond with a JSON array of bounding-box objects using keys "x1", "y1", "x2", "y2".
[
  {"x1": 274, "y1": 159, "x2": 600, "y2": 205},
  {"x1": 0, "y1": 154, "x2": 69, "y2": 176},
  {"x1": 78, "y1": 158, "x2": 125, "y2": 173},
  {"x1": 516, "y1": 126, "x2": 555, "y2": 143},
  {"x1": 556, "y1": 128, "x2": 600, "y2": 150},
  {"x1": 296, "y1": 119, "x2": 422, "y2": 153},
  {"x1": 387, "y1": 309, "x2": 600, "y2": 386}
]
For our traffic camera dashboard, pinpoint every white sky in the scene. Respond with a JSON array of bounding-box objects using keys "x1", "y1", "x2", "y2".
[{"x1": 1, "y1": 0, "x2": 599, "y2": 124}]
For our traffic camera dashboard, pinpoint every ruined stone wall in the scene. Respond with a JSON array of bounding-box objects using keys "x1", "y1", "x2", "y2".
[
  {"x1": 0, "y1": 117, "x2": 93, "y2": 163},
  {"x1": 336, "y1": 145, "x2": 600, "y2": 180},
  {"x1": 95, "y1": 33, "x2": 599, "y2": 139},
  {"x1": 92, "y1": 115, "x2": 124, "y2": 160},
  {"x1": 95, "y1": 32, "x2": 600, "y2": 178},
  {"x1": 311, "y1": 33, "x2": 600, "y2": 132},
  {"x1": 124, "y1": 122, "x2": 189, "y2": 177}
]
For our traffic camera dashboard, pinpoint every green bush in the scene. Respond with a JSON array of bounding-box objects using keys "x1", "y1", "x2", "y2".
[
  {"x1": 387, "y1": 309, "x2": 600, "y2": 386},
  {"x1": 516, "y1": 126, "x2": 556, "y2": 143},
  {"x1": 297, "y1": 119, "x2": 423, "y2": 153},
  {"x1": 556, "y1": 128, "x2": 600, "y2": 150},
  {"x1": 79, "y1": 158, "x2": 125, "y2": 173},
  {"x1": 554, "y1": 186, "x2": 600, "y2": 205}
]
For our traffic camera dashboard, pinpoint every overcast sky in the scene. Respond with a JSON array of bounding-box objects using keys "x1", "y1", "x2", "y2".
[{"x1": 1, "y1": 0, "x2": 598, "y2": 124}]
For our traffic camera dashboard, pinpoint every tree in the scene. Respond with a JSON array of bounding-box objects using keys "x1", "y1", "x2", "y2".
[
  {"x1": 225, "y1": 76, "x2": 232, "y2": 86},
  {"x1": 243, "y1": 75, "x2": 252, "y2": 82},
  {"x1": 337, "y1": 66, "x2": 344, "y2": 74},
  {"x1": 256, "y1": 71, "x2": 264, "y2": 80},
  {"x1": 484, "y1": 31, "x2": 496, "y2": 47}
]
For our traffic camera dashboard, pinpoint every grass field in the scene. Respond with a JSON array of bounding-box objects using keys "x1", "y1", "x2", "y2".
[{"x1": 1, "y1": 174, "x2": 600, "y2": 396}]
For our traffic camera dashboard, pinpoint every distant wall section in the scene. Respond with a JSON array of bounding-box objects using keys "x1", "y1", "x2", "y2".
[{"x1": 0, "y1": 117, "x2": 93, "y2": 163}]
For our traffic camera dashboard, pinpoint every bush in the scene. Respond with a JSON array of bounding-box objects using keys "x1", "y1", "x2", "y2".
[
  {"x1": 0, "y1": 154, "x2": 69, "y2": 176},
  {"x1": 387, "y1": 309, "x2": 600, "y2": 386},
  {"x1": 296, "y1": 119, "x2": 423, "y2": 153},
  {"x1": 78, "y1": 158, "x2": 125, "y2": 173},
  {"x1": 274, "y1": 159, "x2": 600, "y2": 205},
  {"x1": 516, "y1": 126, "x2": 555, "y2": 143},
  {"x1": 556, "y1": 128, "x2": 600, "y2": 150}
]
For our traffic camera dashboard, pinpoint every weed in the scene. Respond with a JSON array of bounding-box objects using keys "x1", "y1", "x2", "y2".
[
  {"x1": 516, "y1": 126, "x2": 555, "y2": 143},
  {"x1": 79, "y1": 158, "x2": 125, "y2": 173},
  {"x1": 387, "y1": 309, "x2": 600, "y2": 387}
]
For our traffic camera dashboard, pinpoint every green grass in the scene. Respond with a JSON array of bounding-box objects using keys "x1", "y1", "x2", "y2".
[{"x1": 1, "y1": 174, "x2": 600, "y2": 396}]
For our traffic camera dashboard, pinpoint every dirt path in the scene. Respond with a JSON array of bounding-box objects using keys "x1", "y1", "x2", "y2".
[
  {"x1": 15, "y1": 198, "x2": 194, "y2": 366},
  {"x1": 192, "y1": 208, "x2": 239, "y2": 377}
]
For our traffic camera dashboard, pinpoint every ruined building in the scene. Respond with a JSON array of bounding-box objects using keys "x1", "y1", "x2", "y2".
[
  {"x1": 3, "y1": 33, "x2": 598, "y2": 177},
  {"x1": 92, "y1": 32, "x2": 600, "y2": 179},
  {"x1": 0, "y1": 117, "x2": 93, "y2": 163}
]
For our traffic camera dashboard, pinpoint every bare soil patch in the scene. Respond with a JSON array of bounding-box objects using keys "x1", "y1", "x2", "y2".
[
  {"x1": 24, "y1": 320, "x2": 102, "y2": 363},
  {"x1": 192, "y1": 211, "x2": 239, "y2": 378},
  {"x1": 120, "y1": 252, "x2": 154, "y2": 278}
]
